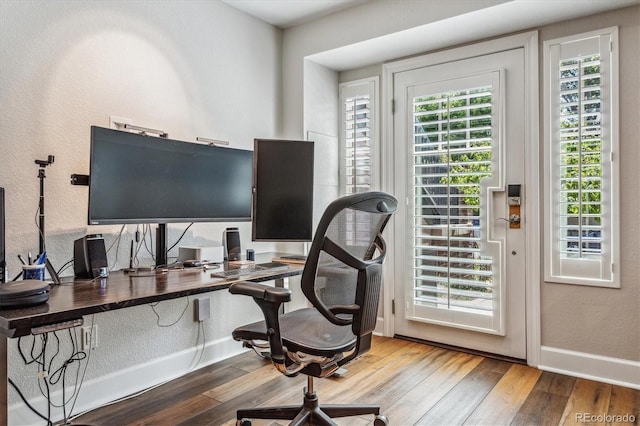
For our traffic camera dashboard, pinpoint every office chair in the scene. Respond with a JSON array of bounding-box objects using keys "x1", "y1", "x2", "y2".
[{"x1": 229, "y1": 191, "x2": 397, "y2": 426}]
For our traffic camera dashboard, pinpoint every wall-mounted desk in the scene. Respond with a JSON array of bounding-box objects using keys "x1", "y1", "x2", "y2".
[{"x1": 0, "y1": 252, "x2": 304, "y2": 424}]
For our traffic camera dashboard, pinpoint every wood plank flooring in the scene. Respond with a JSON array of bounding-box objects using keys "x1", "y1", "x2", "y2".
[{"x1": 73, "y1": 336, "x2": 639, "y2": 425}]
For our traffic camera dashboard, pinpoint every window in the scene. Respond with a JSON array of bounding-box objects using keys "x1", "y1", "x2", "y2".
[
  {"x1": 544, "y1": 27, "x2": 619, "y2": 287},
  {"x1": 412, "y1": 84, "x2": 495, "y2": 318},
  {"x1": 339, "y1": 77, "x2": 378, "y2": 194},
  {"x1": 407, "y1": 70, "x2": 506, "y2": 333}
]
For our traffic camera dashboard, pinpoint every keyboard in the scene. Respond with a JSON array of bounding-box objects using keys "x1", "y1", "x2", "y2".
[{"x1": 211, "y1": 262, "x2": 289, "y2": 279}]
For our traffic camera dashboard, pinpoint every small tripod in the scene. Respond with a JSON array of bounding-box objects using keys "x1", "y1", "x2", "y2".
[
  {"x1": 35, "y1": 155, "x2": 55, "y2": 254},
  {"x1": 11, "y1": 155, "x2": 56, "y2": 282},
  {"x1": 34, "y1": 155, "x2": 60, "y2": 283}
]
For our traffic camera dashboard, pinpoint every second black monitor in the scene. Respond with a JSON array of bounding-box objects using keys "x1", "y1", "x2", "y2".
[{"x1": 252, "y1": 139, "x2": 314, "y2": 241}]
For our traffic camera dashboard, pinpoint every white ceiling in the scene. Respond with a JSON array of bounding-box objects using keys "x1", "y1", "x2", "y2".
[
  {"x1": 223, "y1": 0, "x2": 639, "y2": 70},
  {"x1": 223, "y1": 0, "x2": 638, "y2": 31},
  {"x1": 309, "y1": 0, "x2": 640, "y2": 70},
  {"x1": 221, "y1": 0, "x2": 369, "y2": 28}
]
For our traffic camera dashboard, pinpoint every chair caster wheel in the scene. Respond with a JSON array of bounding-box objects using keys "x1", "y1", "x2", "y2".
[
  {"x1": 236, "y1": 419, "x2": 251, "y2": 426},
  {"x1": 374, "y1": 415, "x2": 389, "y2": 426}
]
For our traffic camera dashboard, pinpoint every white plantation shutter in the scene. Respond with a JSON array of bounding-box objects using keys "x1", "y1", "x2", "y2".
[
  {"x1": 408, "y1": 74, "x2": 505, "y2": 333},
  {"x1": 545, "y1": 28, "x2": 620, "y2": 287},
  {"x1": 340, "y1": 78, "x2": 378, "y2": 194},
  {"x1": 412, "y1": 86, "x2": 493, "y2": 313}
]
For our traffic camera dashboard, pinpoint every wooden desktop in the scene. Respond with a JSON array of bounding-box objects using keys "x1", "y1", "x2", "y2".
[{"x1": 0, "y1": 252, "x2": 304, "y2": 424}]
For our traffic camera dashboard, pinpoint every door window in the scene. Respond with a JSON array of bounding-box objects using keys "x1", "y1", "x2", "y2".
[{"x1": 406, "y1": 71, "x2": 505, "y2": 334}]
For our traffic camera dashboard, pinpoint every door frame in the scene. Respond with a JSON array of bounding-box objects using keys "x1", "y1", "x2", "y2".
[{"x1": 380, "y1": 31, "x2": 540, "y2": 366}]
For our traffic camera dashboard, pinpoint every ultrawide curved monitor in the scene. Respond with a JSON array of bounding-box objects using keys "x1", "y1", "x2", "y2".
[{"x1": 88, "y1": 126, "x2": 253, "y2": 225}]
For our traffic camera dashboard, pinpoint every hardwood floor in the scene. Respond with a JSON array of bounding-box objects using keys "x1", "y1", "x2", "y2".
[{"x1": 73, "y1": 336, "x2": 639, "y2": 425}]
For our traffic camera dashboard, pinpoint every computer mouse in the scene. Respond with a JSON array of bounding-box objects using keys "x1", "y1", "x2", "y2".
[{"x1": 183, "y1": 260, "x2": 202, "y2": 268}]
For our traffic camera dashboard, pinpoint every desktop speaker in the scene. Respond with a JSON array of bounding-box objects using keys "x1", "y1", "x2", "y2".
[
  {"x1": 0, "y1": 187, "x2": 5, "y2": 283},
  {"x1": 74, "y1": 234, "x2": 109, "y2": 279},
  {"x1": 223, "y1": 227, "x2": 241, "y2": 261}
]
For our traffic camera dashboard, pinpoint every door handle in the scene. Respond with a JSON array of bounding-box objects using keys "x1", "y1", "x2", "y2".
[
  {"x1": 498, "y1": 214, "x2": 521, "y2": 225},
  {"x1": 507, "y1": 184, "x2": 521, "y2": 229}
]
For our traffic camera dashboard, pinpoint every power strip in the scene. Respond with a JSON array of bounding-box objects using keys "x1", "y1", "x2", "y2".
[{"x1": 31, "y1": 318, "x2": 84, "y2": 335}]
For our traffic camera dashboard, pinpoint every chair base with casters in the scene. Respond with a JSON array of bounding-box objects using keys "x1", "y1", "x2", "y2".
[
  {"x1": 236, "y1": 376, "x2": 389, "y2": 426},
  {"x1": 231, "y1": 307, "x2": 389, "y2": 425}
]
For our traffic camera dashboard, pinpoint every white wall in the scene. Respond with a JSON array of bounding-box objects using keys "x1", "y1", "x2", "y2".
[
  {"x1": 304, "y1": 60, "x2": 340, "y2": 225},
  {"x1": 281, "y1": 0, "x2": 639, "y2": 380},
  {"x1": 281, "y1": 0, "x2": 510, "y2": 139},
  {"x1": 0, "y1": 1, "x2": 283, "y2": 423},
  {"x1": 537, "y1": 6, "x2": 640, "y2": 363}
]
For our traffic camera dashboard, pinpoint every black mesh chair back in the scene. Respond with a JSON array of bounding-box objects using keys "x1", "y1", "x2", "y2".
[{"x1": 301, "y1": 192, "x2": 395, "y2": 359}]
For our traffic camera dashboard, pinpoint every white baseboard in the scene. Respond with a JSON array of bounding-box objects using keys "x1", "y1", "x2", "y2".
[
  {"x1": 9, "y1": 336, "x2": 245, "y2": 426},
  {"x1": 375, "y1": 316, "x2": 384, "y2": 335},
  {"x1": 539, "y1": 346, "x2": 640, "y2": 390}
]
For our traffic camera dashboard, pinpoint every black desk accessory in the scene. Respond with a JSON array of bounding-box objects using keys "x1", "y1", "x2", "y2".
[
  {"x1": 74, "y1": 234, "x2": 109, "y2": 278},
  {"x1": 35, "y1": 155, "x2": 55, "y2": 255},
  {"x1": 70, "y1": 173, "x2": 89, "y2": 186},
  {"x1": 0, "y1": 279, "x2": 50, "y2": 309},
  {"x1": 223, "y1": 227, "x2": 241, "y2": 261}
]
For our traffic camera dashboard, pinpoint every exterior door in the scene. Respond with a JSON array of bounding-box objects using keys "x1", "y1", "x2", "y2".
[{"x1": 393, "y1": 48, "x2": 527, "y2": 359}]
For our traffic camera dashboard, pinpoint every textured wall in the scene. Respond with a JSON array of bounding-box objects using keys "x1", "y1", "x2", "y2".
[
  {"x1": 538, "y1": 6, "x2": 640, "y2": 362},
  {"x1": 0, "y1": 0, "x2": 284, "y2": 419}
]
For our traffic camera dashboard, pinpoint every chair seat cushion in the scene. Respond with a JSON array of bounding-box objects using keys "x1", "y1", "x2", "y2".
[{"x1": 233, "y1": 308, "x2": 357, "y2": 357}]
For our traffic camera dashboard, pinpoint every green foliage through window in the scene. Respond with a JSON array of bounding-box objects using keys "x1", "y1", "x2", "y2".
[
  {"x1": 411, "y1": 86, "x2": 494, "y2": 310},
  {"x1": 558, "y1": 55, "x2": 603, "y2": 256}
]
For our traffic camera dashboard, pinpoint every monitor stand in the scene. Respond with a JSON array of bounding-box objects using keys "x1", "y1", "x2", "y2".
[{"x1": 156, "y1": 223, "x2": 167, "y2": 267}]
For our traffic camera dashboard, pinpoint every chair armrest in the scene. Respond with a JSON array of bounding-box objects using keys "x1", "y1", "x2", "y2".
[
  {"x1": 229, "y1": 281, "x2": 291, "y2": 370},
  {"x1": 229, "y1": 281, "x2": 291, "y2": 303}
]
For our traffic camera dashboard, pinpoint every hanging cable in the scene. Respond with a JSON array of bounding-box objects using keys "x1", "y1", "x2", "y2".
[
  {"x1": 149, "y1": 296, "x2": 190, "y2": 327},
  {"x1": 168, "y1": 223, "x2": 193, "y2": 252}
]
